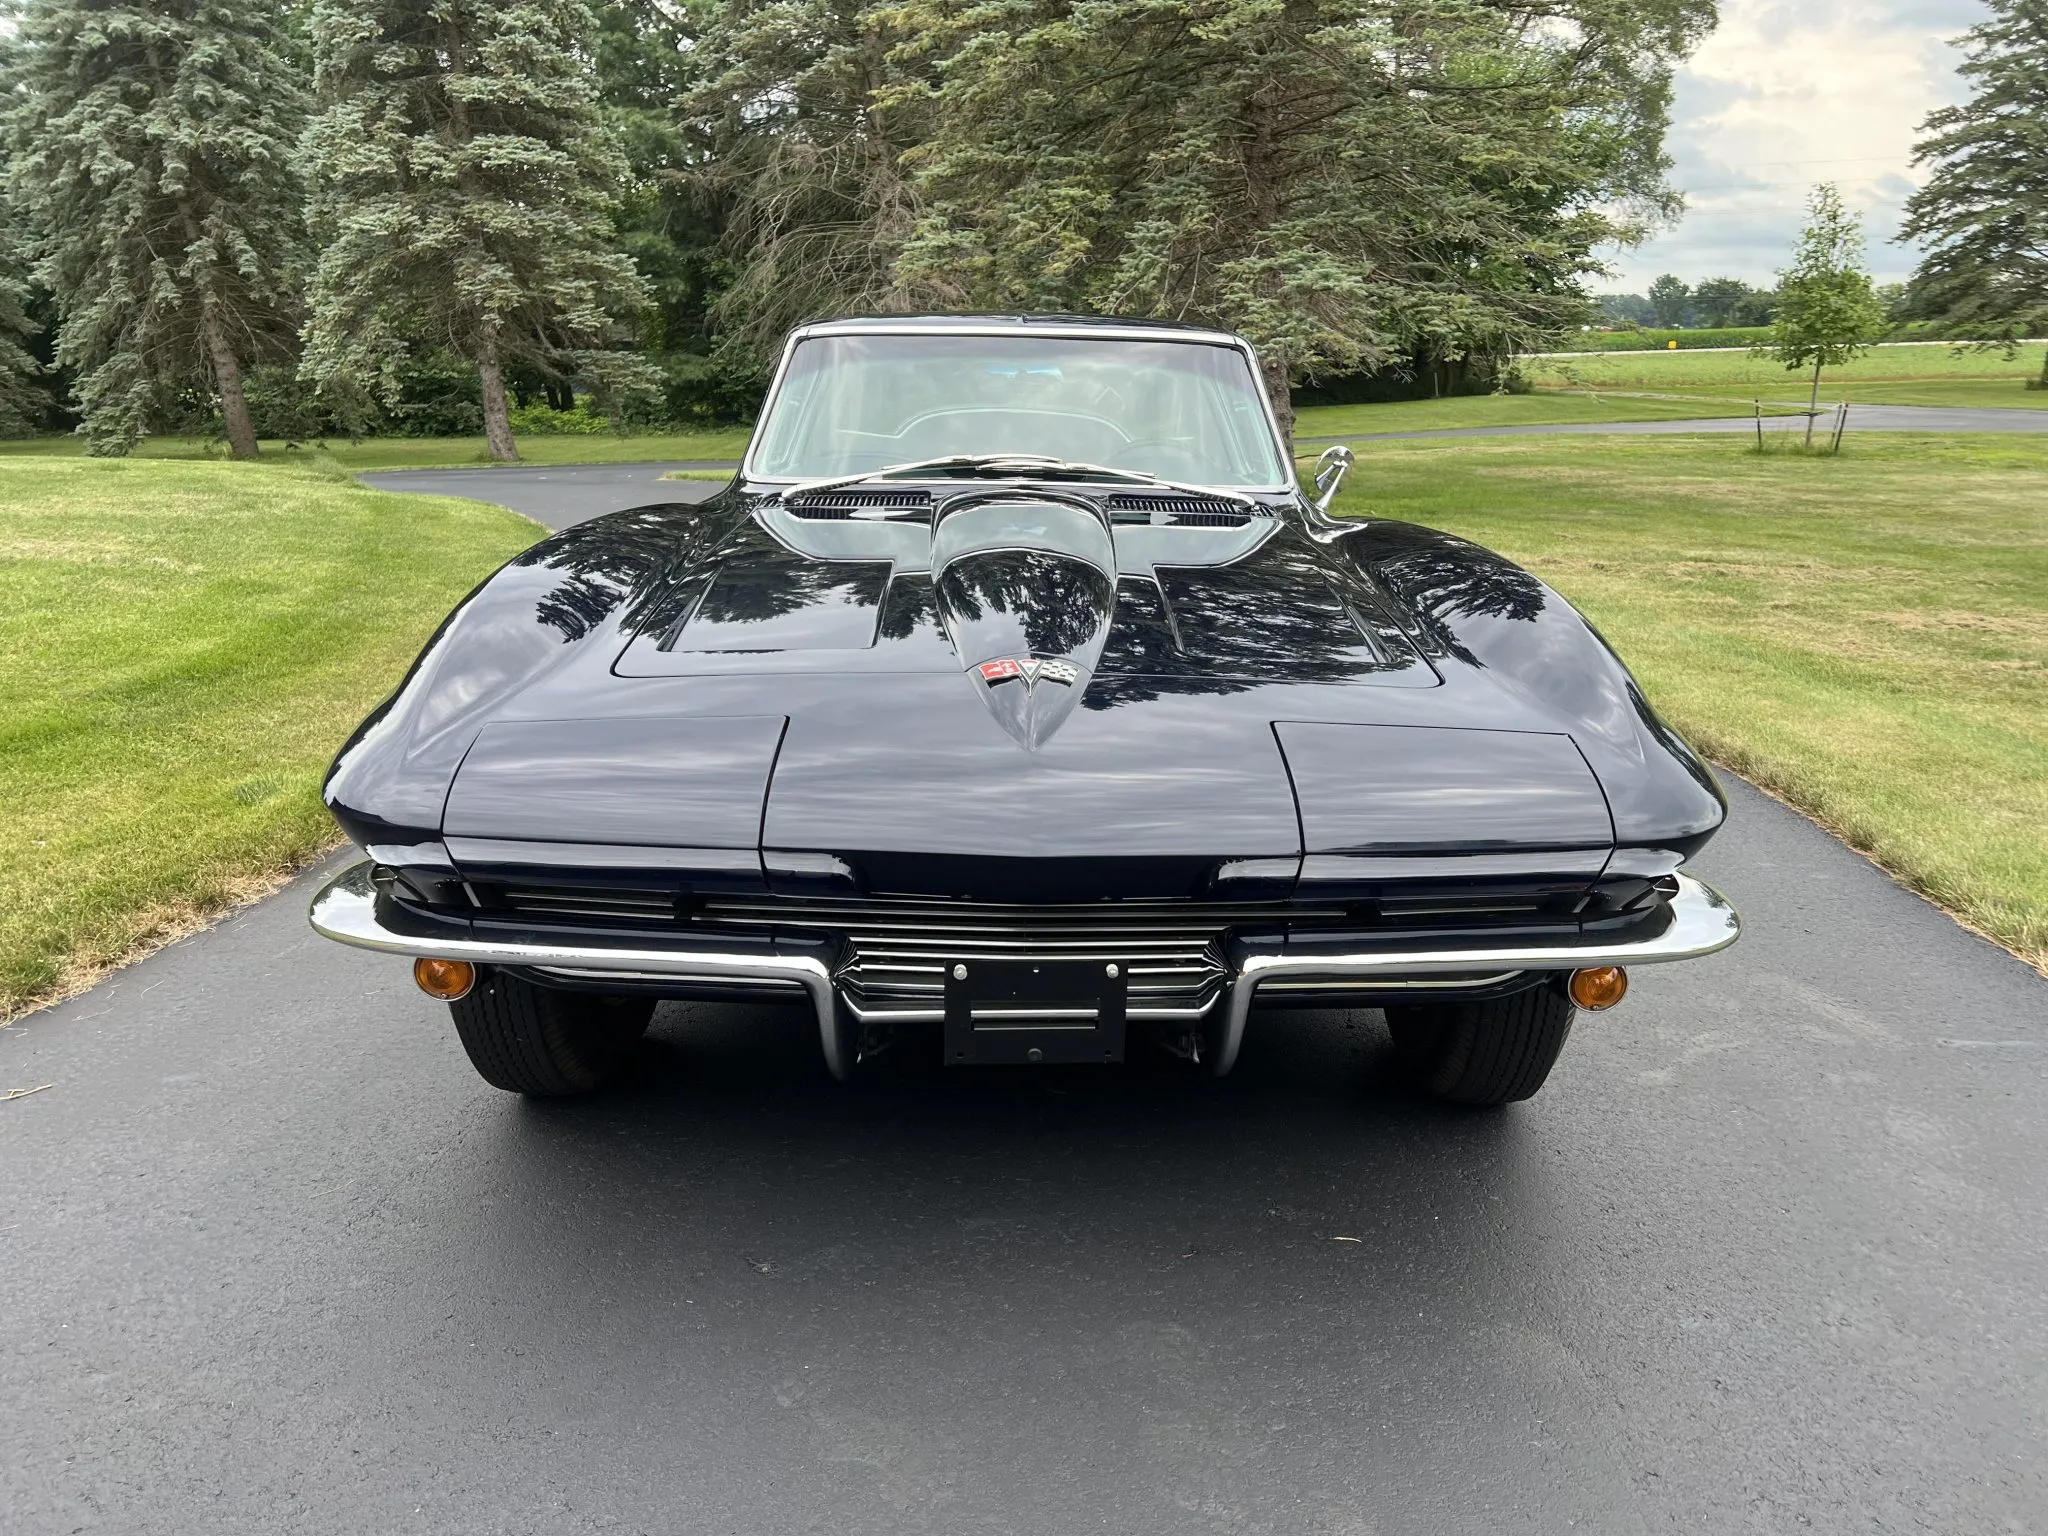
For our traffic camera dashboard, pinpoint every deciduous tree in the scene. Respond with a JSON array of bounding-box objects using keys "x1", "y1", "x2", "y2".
[
  {"x1": 1763, "y1": 184, "x2": 1889, "y2": 441},
  {"x1": 1898, "y1": 0, "x2": 2048, "y2": 389},
  {"x1": 1647, "y1": 273, "x2": 1691, "y2": 327},
  {"x1": 302, "y1": 0, "x2": 658, "y2": 461},
  {"x1": 1690, "y1": 275, "x2": 1772, "y2": 328},
  {"x1": 2, "y1": 0, "x2": 309, "y2": 456},
  {"x1": 683, "y1": 0, "x2": 932, "y2": 365},
  {"x1": 688, "y1": 0, "x2": 1714, "y2": 442}
]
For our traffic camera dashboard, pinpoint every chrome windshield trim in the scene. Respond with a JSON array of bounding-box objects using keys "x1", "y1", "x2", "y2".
[{"x1": 1210, "y1": 873, "x2": 1741, "y2": 1075}]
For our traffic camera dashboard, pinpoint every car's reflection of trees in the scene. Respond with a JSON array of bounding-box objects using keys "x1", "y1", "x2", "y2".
[
  {"x1": 1089, "y1": 531, "x2": 1435, "y2": 707},
  {"x1": 936, "y1": 550, "x2": 1113, "y2": 658},
  {"x1": 1356, "y1": 522, "x2": 1549, "y2": 669},
  {"x1": 504, "y1": 502, "x2": 1557, "y2": 704},
  {"x1": 506, "y1": 503, "x2": 738, "y2": 643}
]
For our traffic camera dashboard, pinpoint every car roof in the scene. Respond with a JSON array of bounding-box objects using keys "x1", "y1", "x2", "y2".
[{"x1": 790, "y1": 314, "x2": 1249, "y2": 347}]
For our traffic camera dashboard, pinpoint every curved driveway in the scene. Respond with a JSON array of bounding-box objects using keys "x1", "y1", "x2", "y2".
[{"x1": 5, "y1": 469, "x2": 2047, "y2": 1533}]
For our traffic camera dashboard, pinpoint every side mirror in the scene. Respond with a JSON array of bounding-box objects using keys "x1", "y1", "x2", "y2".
[{"x1": 1310, "y1": 444, "x2": 1354, "y2": 513}]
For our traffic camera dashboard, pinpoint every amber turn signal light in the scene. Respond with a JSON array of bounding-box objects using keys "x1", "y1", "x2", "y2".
[
  {"x1": 1568, "y1": 965, "x2": 1628, "y2": 1011},
  {"x1": 413, "y1": 957, "x2": 477, "y2": 1001}
]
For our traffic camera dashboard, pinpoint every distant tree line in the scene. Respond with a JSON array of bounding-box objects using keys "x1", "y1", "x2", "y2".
[{"x1": 1595, "y1": 277, "x2": 1778, "y2": 330}]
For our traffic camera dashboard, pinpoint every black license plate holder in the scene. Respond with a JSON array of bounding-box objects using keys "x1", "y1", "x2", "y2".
[{"x1": 944, "y1": 958, "x2": 1128, "y2": 1065}]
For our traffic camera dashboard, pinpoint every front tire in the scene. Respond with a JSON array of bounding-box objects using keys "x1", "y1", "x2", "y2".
[
  {"x1": 450, "y1": 971, "x2": 654, "y2": 1096},
  {"x1": 1385, "y1": 984, "x2": 1576, "y2": 1106}
]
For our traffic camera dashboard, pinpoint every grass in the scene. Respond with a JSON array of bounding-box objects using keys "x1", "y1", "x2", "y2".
[
  {"x1": 0, "y1": 455, "x2": 540, "y2": 1016},
  {"x1": 1546, "y1": 326, "x2": 1776, "y2": 352},
  {"x1": 1327, "y1": 432, "x2": 2048, "y2": 974},
  {"x1": 1530, "y1": 342, "x2": 2048, "y2": 410},
  {"x1": 0, "y1": 428, "x2": 754, "y2": 470},
  {"x1": 1294, "y1": 392, "x2": 1777, "y2": 439}
]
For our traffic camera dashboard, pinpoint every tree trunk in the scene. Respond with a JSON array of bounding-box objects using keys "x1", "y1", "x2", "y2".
[
  {"x1": 199, "y1": 306, "x2": 258, "y2": 460},
  {"x1": 477, "y1": 334, "x2": 519, "y2": 463},
  {"x1": 1260, "y1": 350, "x2": 1295, "y2": 460},
  {"x1": 1805, "y1": 359, "x2": 1822, "y2": 448}
]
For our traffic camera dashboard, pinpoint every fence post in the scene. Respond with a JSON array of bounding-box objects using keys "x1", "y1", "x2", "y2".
[
  {"x1": 1831, "y1": 401, "x2": 1848, "y2": 454},
  {"x1": 1754, "y1": 398, "x2": 1764, "y2": 451}
]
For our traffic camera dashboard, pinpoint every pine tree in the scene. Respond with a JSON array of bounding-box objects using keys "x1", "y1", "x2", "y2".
[
  {"x1": 1898, "y1": 0, "x2": 2048, "y2": 389},
  {"x1": 1763, "y1": 184, "x2": 1890, "y2": 442},
  {"x1": 302, "y1": 0, "x2": 658, "y2": 462},
  {"x1": 0, "y1": 181, "x2": 45, "y2": 436},
  {"x1": 1, "y1": 0, "x2": 309, "y2": 456}
]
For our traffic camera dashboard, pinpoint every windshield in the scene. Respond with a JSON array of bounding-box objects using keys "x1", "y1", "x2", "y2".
[{"x1": 749, "y1": 333, "x2": 1290, "y2": 488}]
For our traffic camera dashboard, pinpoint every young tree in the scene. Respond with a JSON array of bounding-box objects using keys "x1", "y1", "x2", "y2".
[
  {"x1": 1647, "y1": 274, "x2": 1691, "y2": 327},
  {"x1": 1898, "y1": 0, "x2": 2048, "y2": 389},
  {"x1": 302, "y1": 0, "x2": 658, "y2": 462},
  {"x1": 1, "y1": 0, "x2": 309, "y2": 456},
  {"x1": 1763, "y1": 184, "x2": 1889, "y2": 443}
]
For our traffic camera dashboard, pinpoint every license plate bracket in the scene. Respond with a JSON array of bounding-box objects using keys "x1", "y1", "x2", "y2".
[{"x1": 944, "y1": 958, "x2": 1128, "y2": 1065}]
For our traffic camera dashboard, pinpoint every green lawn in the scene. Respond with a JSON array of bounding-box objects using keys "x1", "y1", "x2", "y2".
[
  {"x1": 1294, "y1": 392, "x2": 1776, "y2": 439},
  {"x1": 0, "y1": 456, "x2": 540, "y2": 1016},
  {"x1": 1530, "y1": 342, "x2": 2048, "y2": 410},
  {"x1": 0, "y1": 428, "x2": 754, "y2": 470},
  {"x1": 1329, "y1": 433, "x2": 2048, "y2": 974}
]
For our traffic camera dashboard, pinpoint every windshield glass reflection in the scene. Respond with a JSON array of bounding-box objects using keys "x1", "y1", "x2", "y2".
[{"x1": 751, "y1": 334, "x2": 1289, "y2": 487}]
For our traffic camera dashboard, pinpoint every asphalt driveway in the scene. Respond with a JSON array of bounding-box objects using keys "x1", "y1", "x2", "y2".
[
  {"x1": 361, "y1": 462, "x2": 728, "y2": 529},
  {"x1": 5, "y1": 464, "x2": 2047, "y2": 1533},
  {"x1": 6, "y1": 797, "x2": 2046, "y2": 1531}
]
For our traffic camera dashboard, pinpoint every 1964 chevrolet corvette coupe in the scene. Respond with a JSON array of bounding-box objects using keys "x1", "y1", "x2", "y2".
[{"x1": 309, "y1": 316, "x2": 1739, "y2": 1105}]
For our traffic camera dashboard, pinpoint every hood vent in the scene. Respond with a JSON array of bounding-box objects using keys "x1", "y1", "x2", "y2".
[
  {"x1": 783, "y1": 488, "x2": 933, "y2": 520},
  {"x1": 1106, "y1": 493, "x2": 1254, "y2": 527}
]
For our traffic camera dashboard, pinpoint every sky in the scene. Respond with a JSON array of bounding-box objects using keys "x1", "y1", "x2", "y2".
[{"x1": 1602, "y1": 0, "x2": 1988, "y2": 294}]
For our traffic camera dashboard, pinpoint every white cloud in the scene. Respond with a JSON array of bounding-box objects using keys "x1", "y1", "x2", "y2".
[{"x1": 1602, "y1": 0, "x2": 1984, "y2": 292}]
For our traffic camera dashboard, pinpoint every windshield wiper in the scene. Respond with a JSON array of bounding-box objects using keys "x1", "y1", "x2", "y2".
[{"x1": 776, "y1": 454, "x2": 1258, "y2": 508}]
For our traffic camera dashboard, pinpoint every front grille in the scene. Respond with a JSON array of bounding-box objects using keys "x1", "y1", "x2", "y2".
[
  {"x1": 698, "y1": 895, "x2": 1336, "y2": 1020},
  {"x1": 497, "y1": 886, "x2": 680, "y2": 925},
  {"x1": 1105, "y1": 493, "x2": 1254, "y2": 526},
  {"x1": 782, "y1": 489, "x2": 933, "y2": 519}
]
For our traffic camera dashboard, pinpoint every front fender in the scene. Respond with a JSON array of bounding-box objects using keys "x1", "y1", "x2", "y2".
[
  {"x1": 1348, "y1": 519, "x2": 1727, "y2": 855},
  {"x1": 322, "y1": 500, "x2": 732, "y2": 846}
]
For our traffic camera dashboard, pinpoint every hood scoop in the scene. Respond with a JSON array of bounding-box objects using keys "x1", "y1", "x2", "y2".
[{"x1": 932, "y1": 496, "x2": 1115, "y2": 751}]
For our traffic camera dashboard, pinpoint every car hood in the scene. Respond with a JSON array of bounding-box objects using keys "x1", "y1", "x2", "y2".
[{"x1": 329, "y1": 484, "x2": 1724, "y2": 898}]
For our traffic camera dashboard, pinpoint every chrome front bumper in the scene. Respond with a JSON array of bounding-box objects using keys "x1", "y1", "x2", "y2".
[{"x1": 310, "y1": 862, "x2": 1740, "y2": 1079}]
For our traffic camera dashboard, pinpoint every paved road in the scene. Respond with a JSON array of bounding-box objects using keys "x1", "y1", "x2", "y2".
[
  {"x1": 1304, "y1": 401, "x2": 2048, "y2": 444},
  {"x1": 362, "y1": 462, "x2": 729, "y2": 529},
  {"x1": 6, "y1": 774, "x2": 2047, "y2": 1533}
]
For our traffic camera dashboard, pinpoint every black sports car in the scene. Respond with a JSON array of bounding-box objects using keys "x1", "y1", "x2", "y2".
[{"x1": 310, "y1": 316, "x2": 1739, "y2": 1105}]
